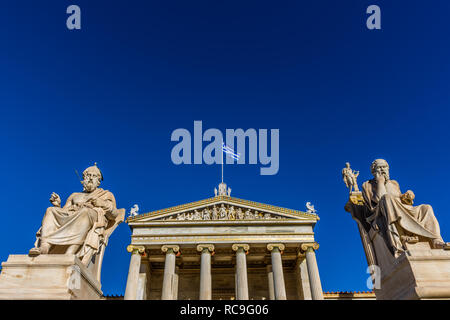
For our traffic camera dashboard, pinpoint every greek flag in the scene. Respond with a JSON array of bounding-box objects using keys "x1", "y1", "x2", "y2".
[{"x1": 222, "y1": 143, "x2": 240, "y2": 160}]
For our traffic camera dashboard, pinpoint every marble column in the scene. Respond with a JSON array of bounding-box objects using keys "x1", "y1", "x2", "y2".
[
  {"x1": 232, "y1": 244, "x2": 250, "y2": 300},
  {"x1": 301, "y1": 243, "x2": 324, "y2": 300},
  {"x1": 161, "y1": 245, "x2": 180, "y2": 300},
  {"x1": 295, "y1": 256, "x2": 312, "y2": 300},
  {"x1": 266, "y1": 265, "x2": 275, "y2": 300},
  {"x1": 197, "y1": 244, "x2": 215, "y2": 300},
  {"x1": 137, "y1": 261, "x2": 150, "y2": 300},
  {"x1": 124, "y1": 245, "x2": 145, "y2": 300},
  {"x1": 267, "y1": 243, "x2": 287, "y2": 300},
  {"x1": 173, "y1": 266, "x2": 179, "y2": 300}
]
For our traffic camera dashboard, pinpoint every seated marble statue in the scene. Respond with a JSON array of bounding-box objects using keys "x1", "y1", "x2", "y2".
[
  {"x1": 29, "y1": 164, "x2": 121, "y2": 265},
  {"x1": 362, "y1": 159, "x2": 447, "y2": 255}
]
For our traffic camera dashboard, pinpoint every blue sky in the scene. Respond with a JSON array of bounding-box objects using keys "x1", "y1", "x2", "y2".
[{"x1": 1, "y1": 0, "x2": 450, "y2": 295}]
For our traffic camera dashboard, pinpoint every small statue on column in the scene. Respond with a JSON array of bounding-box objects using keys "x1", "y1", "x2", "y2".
[{"x1": 342, "y1": 162, "x2": 360, "y2": 194}]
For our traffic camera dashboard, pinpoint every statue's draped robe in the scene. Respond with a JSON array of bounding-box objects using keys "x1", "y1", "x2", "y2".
[
  {"x1": 362, "y1": 179, "x2": 442, "y2": 253},
  {"x1": 36, "y1": 188, "x2": 116, "y2": 258}
]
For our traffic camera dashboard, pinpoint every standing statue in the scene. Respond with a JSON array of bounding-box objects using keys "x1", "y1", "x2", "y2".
[
  {"x1": 129, "y1": 204, "x2": 139, "y2": 217},
  {"x1": 236, "y1": 208, "x2": 244, "y2": 220},
  {"x1": 203, "y1": 208, "x2": 211, "y2": 220},
  {"x1": 28, "y1": 164, "x2": 124, "y2": 267},
  {"x1": 212, "y1": 205, "x2": 219, "y2": 220},
  {"x1": 228, "y1": 206, "x2": 236, "y2": 220},
  {"x1": 342, "y1": 162, "x2": 360, "y2": 193},
  {"x1": 218, "y1": 182, "x2": 228, "y2": 196},
  {"x1": 219, "y1": 204, "x2": 228, "y2": 220}
]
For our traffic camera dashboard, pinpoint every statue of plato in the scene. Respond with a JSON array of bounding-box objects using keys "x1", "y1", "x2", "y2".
[{"x1": 29, "y1": 164, "x2": 123, "y2": 266}]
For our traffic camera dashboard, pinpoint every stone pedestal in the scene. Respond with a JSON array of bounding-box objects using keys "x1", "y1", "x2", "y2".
[
  {"x1": 0, "y1": 254, "x2": 102, "y2": 300},
  {"x1": 375, "y1": 242, "x2": 450, "y2": 300}
]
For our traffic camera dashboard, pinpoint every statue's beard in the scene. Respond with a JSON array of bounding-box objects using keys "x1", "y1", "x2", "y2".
[
  {"x1": 83, "y1": 181, "x2": 97, "y2": 192},
  {"x1": 373, "y1": 170, "x2": 390, "y2": 181}
]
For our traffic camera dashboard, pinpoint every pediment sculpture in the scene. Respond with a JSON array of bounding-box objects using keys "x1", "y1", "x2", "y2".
[{"x1": 161, "y1": 204, "x2": 283, "y2": 221}]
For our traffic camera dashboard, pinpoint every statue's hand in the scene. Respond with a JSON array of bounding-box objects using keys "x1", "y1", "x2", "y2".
[
  {"x1": 91, "y1": 198, "x2": 104, "y2": 208},
  {"x1": 375, "y1": 172, "x2": 386, "y2": 185},
  {"x1": 50, "y1": 192, "x2": 61, "y2": 207}
]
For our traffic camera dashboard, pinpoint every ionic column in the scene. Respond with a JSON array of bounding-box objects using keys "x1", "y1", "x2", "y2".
[
  {"x1": 197, "y1": 244, "x2": 215, "y2": 300},
  {"x1": 124, "y1": 245, "x2": 145, "y2": 300},
  {"x1": 161, "y1": 245, "x2": 180, "y2": 300},
  {"x1": 267, "y1": 243, "x2": 287, "y2": 300},
  {"x1": 301, "y1": 243, "x2": 324, "y2": 300},
  {"x1": 266, "y1": 265, "x2": 275, "y2": 300},
  {"x1": 137, "y1": 261, "x2": 150, "y2": 300},
  {"x1": 232, "y1": 244, "x2": 250, "y2": 300}
]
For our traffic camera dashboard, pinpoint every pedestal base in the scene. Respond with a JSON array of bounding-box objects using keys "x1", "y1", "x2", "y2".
[
  {"x1": 375, "y1": 242, "x2": 450, "y2": 300},
  {"x1": 0, "y1": 254, "x2": 102, "y2": 300}
]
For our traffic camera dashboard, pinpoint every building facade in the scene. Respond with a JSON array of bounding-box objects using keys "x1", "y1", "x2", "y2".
[{"x1": 123, "y1": 182, "x2": 326, "y2": 300}]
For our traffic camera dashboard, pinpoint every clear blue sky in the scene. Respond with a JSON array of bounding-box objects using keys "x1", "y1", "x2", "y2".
[{"x1": 1, "y1": 0, "x2": 450, "y2": 295}]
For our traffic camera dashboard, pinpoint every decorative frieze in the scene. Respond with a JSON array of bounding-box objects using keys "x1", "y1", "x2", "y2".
[{"x1": 161, "y1": 204, "x2": 284, "y2": 221}]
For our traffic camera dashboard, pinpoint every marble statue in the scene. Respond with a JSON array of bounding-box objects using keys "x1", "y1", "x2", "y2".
[
  {"x1": 28, "y1": 164, "x2": 124, "y2": 266},
  {"x1": 346, "y1": 159, "x2": 449, "y2": 259},
  {"x1": 129, "y1": 204, "x2": 139, "y2": 217},
  {"x1": 193, "y1": 210, "x2": 202, "y2": 220},
  {"x1": 363, "y1": 159, "x2": 447, "y2": 252},
  {"x1": 162, "y1": 205, "x2": 284, "y2": 221},
  {"x1": 228, "y1": 206, "x2": 236, "y2": 220},
  {"x1": 219, "y1": 204, "x2": 228, "y2": 220},
  {"x1": 203, "y1": 208, "x2": 211, "y2": 220},
  {"x1": 212, "y1": 205, "x2": 219, "y2": 220},
  {"x1": 306, "y1": 202, "x2": 317, "y2": 214},
  {"x1": 218, "y1": 182, "x2": 227, "y2": 196},
  {"x1": 342, "y1": 162, "x2": 360, "y2": 193},
  {"x1": 227, "y1": 187, "x2": 231, "y2": 197},
  {"x1": 237, "y1": 208, "x2": 244, "y2": 220}
]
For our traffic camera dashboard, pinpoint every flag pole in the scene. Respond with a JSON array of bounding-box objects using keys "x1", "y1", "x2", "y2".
[{"x1": 221, "y1": 142, "x2": 224, "y2": 183}]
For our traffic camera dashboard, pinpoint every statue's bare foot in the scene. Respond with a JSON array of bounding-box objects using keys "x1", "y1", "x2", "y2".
[{"x1": 28, "y1": 247, "x2": 41, "y2": 257}]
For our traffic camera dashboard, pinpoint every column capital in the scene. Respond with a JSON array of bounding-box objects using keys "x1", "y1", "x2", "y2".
[
  {"x1": 267, "y1": 243, "x2": 285, "y2": 252},
  {"x1": 232, "y1": 243, "x2": 250, "y2": 252},
  {"x1": 301, "y1": 242, "x2": 319, "y2": 252},
  {"x1": 127, "y1": 245, "x2": 145, "y2": 255},
  {"x1": 197, "y1": 244, "x2": 215, "y2": 253},
  {"x1": 161, "y1": 244, "x2": 180, "y2": 254}
]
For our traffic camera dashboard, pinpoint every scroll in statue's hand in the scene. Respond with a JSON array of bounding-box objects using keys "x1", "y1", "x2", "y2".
[
  {"x1": 49, "y1": 192, "x2": 61, "y2": 207},
  {"x1": 400, "y1": 190, "x2": 415, "y2": 205}
]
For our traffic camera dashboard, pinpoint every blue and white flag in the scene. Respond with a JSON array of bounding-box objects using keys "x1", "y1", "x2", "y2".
[{"x1": 222, "y1": 143, "x2": 240, "y2": 160}]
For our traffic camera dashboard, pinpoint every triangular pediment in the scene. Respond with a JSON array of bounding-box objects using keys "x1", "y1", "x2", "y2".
[{"x1": 126, "y1": 196, "x2": 319, "y2": 223}]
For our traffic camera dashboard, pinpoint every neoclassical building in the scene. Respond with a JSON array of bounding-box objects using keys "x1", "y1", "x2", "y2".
[{"x1": 123, "y1": 182, "x2": 327, "y2": 300}]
